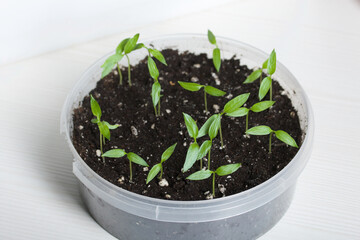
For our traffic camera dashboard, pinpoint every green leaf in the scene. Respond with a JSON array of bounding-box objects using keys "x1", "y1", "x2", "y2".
[
  {"x1": 98, "y1": 121, "x2": 110, "y2": 140},
  {"x1": 178, "y1": 81, "x2": 203, "y2": 92},
  {"x1": 161, "y1": 143, "x2": 177, "y2": 163},
  {"x1": 262, "y1": 59, "x2": 268, "y2": 69},
  {"x1": 127, "y1": 152, "x2": 149, "y2": 167},
  {"x1": 250, "y1": 101, "x2": 275, "y2": 112},
  {"x1": 198, "y1": 114, "x2": 217, "y2": 138},
  {"x1": 197, "y1": 140, "x2": 212, "y2": 160},
  {"x1": 91, "y1": 118, "x2": 99, "y2": 124},
  {"x1": 204, "y1": 85, "x2": 226, "y2": 97},
  {"x1": 246, "y1": 125, "x2": 273, "y2": 135},
  {"x1": 103, "y1": 121, "x2": 120, "y2": 130},
  {"x1": 134, "y1": 43, "x2": 144, "y2": 51},
  {"x1": 275, "y1": 130, "x2": 298, "y2": 148},
  {"x1": 207, "y1": 30, "x2": 216, "y2": 44},
  {"x1": 90, "y1": 95, "x2": 101, "y2": 118},
  {"x1": 124, "y1": 33, "x2": 140, "y2": 54},
  {"x1": 101, "y1": 54, "x2": 123, "y2": 78},
  {"x1": 215, "y1": 163, "x2": 241, "y2": 176},
  {"x1": 258, "y1": 77, "x2": 272, "y2": 100},
  {"x1": 226, "y1": 107, "x2": 249, "y2": 117},
  {"x1": 223, "y1": 93, "x2": 250, "y2": 114},
  {"x1": 151, "y1": 82, "x2": 161, "y2": 107},
  {"x1": 146, "y1": 163, "x2": 161, "y2": 184},
  {"x1": 102, "y1": 149, "x2": 126, "y2": 158},
  {"x1": 186, "y1": 169, "x2": 212, "y2": 180},
  {"x1": 213, "y1": 48, "x2": 221, "y2": 72},
  {"x1": 149, "y1": 49, "x2": 167, "y2": 66},
  {"x1": 208, "y1": 114, "x2": 221, "y2": 140},
  {"x1": 243, "y1": 69, "x2": 262, "y2": 84},
  {"x1": 148, "y1": 56, "x2": 159, "y2": 81},
  {"x1": 267, "y1": 49, "x2": 276, "y2": 75},
  {"x1": 183, "y1": 113, "x2": 198, "y2": 139},
  {"x1": 116, "y1": 38, "x2": 130, "y2": 54},
  {"x1": 183, "y1": 142, "x2": 200, "y2": 172}
]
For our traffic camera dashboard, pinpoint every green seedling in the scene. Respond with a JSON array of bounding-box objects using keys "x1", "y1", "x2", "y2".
[
  {"x1": 199, "y1": 93, "x2": 250, "y2": 148},
  {"x1": 178, "y1": 81, "x2": 226, "y2": 112},
  {"x1": 90, "y1": 95, "x2": 119, "y2": 163},
  {"x1": 143, "y1": 46, "x2": 167, "y2": 117},
  {"x1": 146, "y1": 143, "x2": 177, "y2": 184},
  {"x1": 246, "y1": 125, "x2": 298, "y2": 153},
  {"x1": 259, "y1": 49, "x2": 276, "y2": 101},
  {"x1": 187, "y1": 163, "x2": 241, "y2": 197},
  {"x1": 207, "y1": 30, "x2": 221, "y2": 72},
  {"x1": 101, "y1": 33, "x2": 142, "y2": 86},
  {"x1": 227, "y1": 101, "x2": 275, "y2": 133},
  {"x1": 243, "y1": 59, "x2": 268, "y2": 86},
  {"x1": 182, "y1": 113, "x2": 201, "y2": 172},
  {"x1": 102, "y1": 149, "x2": 148, "y2": 182}
]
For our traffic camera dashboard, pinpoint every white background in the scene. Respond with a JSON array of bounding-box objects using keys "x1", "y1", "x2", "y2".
[{"x1": 1, "y1": 0, "x2": 360, "y2": 239}]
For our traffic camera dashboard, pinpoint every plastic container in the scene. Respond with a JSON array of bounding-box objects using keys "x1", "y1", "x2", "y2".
[{"x1": 60, "y1": 34, "x2": 314, "y2": 240}]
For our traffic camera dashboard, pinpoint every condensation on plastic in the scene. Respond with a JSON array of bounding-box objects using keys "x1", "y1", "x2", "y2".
[{"x1": 60, "y1": 34, "x2": 314, "y2": 240}]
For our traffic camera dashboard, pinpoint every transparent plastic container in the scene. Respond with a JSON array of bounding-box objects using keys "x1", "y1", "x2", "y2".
[{"x1": 60, "y1": 34, "x2": 314, "y2": 240}]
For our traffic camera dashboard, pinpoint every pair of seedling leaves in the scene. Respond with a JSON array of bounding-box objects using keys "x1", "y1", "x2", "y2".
[
  {"x1": 208, "y1": 30, "x2": 221, "y2": 72},
  {"x1": 244, "y1": 49, "x2": 277, "y2": 101},
  {"x1": 100, "y1": 33, "x2": 167, "y2": 88},
  {"x1": 90, "y1": 95, "x2": 120, "y2": 162}
]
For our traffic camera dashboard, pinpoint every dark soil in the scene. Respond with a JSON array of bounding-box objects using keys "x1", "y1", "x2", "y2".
[{"x1": 72, "y1": 49, "x2": 302, "y2": 201}]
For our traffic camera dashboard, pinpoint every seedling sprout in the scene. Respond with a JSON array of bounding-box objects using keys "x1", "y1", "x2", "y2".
[
  {"x1": 90, "y1": 95, "x2": 119, "y2": 163},
  {"x1": 259, "y1": 49, "x2": 276, "y2": 101},
  {"x1": 182, "y1": 113, "x2": 200, "y2": 172},
  {"x1": 178, "y1": 81, "x2": 226, "y2": 112},
  {"x1": 102, "y1": 149, "x2": 148, "y2": 181},
  {"x1": 246, "y1": 125, "x2": 298, "y2": 153},
  {"x1": 186, "y1": 163, "x2": 241, "y2": 197},
  {"x1": 101, "y1": 33, "x2": 142, "y2": 86},
  {"x1": 146, "y1": 143, "x2": 177, "y2": 184},
  {"x1": 227, "y1": 101, "x2": 275, "y2": 133},
  {"x1": 207, "y1": 30, "x2": 221, "y2": 72}
]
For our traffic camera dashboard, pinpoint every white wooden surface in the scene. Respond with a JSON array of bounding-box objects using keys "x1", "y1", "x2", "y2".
[{"x1": 1, "y1": 0, "x2": 360, "y2": 239}]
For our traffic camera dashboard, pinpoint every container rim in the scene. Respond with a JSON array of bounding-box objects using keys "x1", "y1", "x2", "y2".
[{"x1": 61, "y1": 33, "x2": 314, "y2": 222}]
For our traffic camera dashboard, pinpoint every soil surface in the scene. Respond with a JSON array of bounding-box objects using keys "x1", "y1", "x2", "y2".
[{"x1": 72, "y1": 49, "x2": 302, "y2": 200}]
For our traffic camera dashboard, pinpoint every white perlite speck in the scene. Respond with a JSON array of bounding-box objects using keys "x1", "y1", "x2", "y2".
[
  {"x1": 183, "y1": 142, "x2": 187, "y2": 147},
  {"x1": 78, "y1": 125, "x2": 84, "y2": 130},
  {"x1": 166, "y1": 109, "x2": 171, "y2": 114},
  {"x1": 159, "y1": 178, "x2": 169, "y2": 187},
  {"x1": 165, "y1": 194, "x2": 171, "y2": 199},
  {"x1": 178, "y1": 131, "x2": 183, "y2": 135},
  {"x1": 117, "y1": 176, "x2": 125, "y2": 184},
  {"x1": 191, "y1": 76, "x2": 199, "y2": 82},
  {"x1": 96, "y1": 150, "x2": 101, "y2": 157},
  {"x1": 211, "y1": 72, "x2": 221, "y2": 85},
  {"x1": 151, "y1": 123, "x2": 155, "y2": 129},
  {"x1": 143, "y1": 167, "x2": 149, "y2": 172},
  {"x1": 193, "y1": 63, "x2": 201, "y2": 68},
  {"x1": 206, "y1": 193, "x2": 213, "y2": 200},
  {"x1": 226, "y1": 93, "x2": 233, "y2": 99},
  {"x1": 131, "y1": 126, "x2": 138, "y2": 136},
  {"x1": 213, "y1": 104, "x2": 220, "y2": 113},
  {"x1": 218, "y1": 184, "x2": 226, "y2": 194},
  {"x1": 114, "y1": 70, "x2": 118, "y2": 75}
]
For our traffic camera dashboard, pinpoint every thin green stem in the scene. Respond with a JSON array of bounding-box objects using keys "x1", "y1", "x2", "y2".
[
  {"x1": 260, "y1": 70, "x2": 263, "y2": 86},
  {"x1": 269, "y1": 132, "x2": 273, "y2": 154},
  {"x1": 103, "y1": 135, "x2": 105, "y2": 145},
  {"x1": 117, "y1": 63, "x2": 123, "y2": 85},
  {"x1": 129, "y1": 159, "x2": 133, "y2": 182},
  {"x1": 154, "y1": 105, "x2": 158, "y2": 117},
  {"x1": 219, "y1": 117, "x2": 224, "y2": 148},
  {"x1": 157, "y1": 99, "x2": 161, "y2": 116},
  {"x1": 212, "y1": 173, "x2": 216, "y2": 197},
  {"x1": 200, "y1": 158, "x2": 203, "y2": 170},
  {"x1": 204, "y1": 90, "x2": 208, "y2": 113},
  {"x1": 100, "y1": 133, "x2": 105, "y2": 163},
  {"x1": 208, "y1": 149, "x2": 211, "y2": 169},
  {"x1": 270, "y1": 84, "x2": 272, "y2": 101},
  {"x1": 126, "y1": 55, "x2": 131, "y2": 86},
  {"x1": 159, "y1": 164, "x2": 163, "y2": 179}
]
